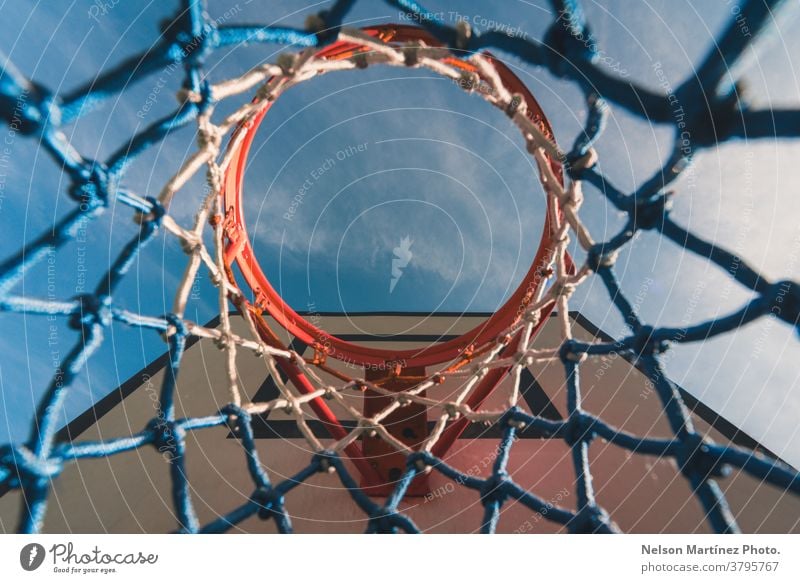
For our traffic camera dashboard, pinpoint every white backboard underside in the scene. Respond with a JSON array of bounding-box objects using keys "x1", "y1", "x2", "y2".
[{"x1": 1, "y1": 312, "x2": 797, "y2": 533}]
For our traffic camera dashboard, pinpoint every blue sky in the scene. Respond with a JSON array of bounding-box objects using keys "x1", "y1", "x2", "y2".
[{"x1": 1, "y1": 1, "x2": 799, "y2": 465}]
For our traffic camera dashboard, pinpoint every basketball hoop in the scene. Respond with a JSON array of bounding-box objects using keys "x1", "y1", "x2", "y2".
[{"x1": 220, "y1": 25, "x2": 565, "y2": 492}]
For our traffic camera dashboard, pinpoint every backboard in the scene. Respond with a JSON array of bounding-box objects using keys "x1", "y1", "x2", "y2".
[{"x1": 1, "y1": 311, "x2": 798, "y2": 533}]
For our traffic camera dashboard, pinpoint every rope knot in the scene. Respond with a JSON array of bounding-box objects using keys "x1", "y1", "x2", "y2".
[
  {"x1": 368, "y1": 507, "x2": 407, "y2": 533},
  {"x1": 252, "y1": 486, "x2": 286, "y2": 520},
  {"x1": 632, "y1": 192, "x2": 672, "y2": 231},
  {"x1": 0, "y1": 444, "x2": 63, "y2": 488},
  {"x1": 558, "y1": 339, "x2": 587, "y2": 363},
  {"x1": 568, "y1": 505, "x2": 614, "y2": 533},
  {"x1": 499, "y1": 406, "x2": 528, "y2": 430},
  {"x1": 565, "y1": 412, "x2": 595, "y2": 446},
  {"x1": 677, "y1": 433, "x2": 728, "y2": 479},
  {"x1": 480, "y1": 472, "x2": 510, "y2": 507},
  {"x1": 566, "y1": 147, "x2": 598, "y2": 178},
  {"x1": 69, "y1": 162, "x2": 111, "y2": 207},
  {"x1": 179, "y1": 233, "x2": 203, "y2": 255},
  {"x1": 68, "y1": 294, "x2": 112, "y2": 331},
  {"x1": 313, "y1": 450, "x2": 339, "y2": 474},
  {"x1": 146, "y1": 418, "x2": 180, "y2": 457},
  {"x1": 406, "y1": 451, "x2": 435, "y2": 473},
  {"x1": 505, "y1": 92, "x2": 527, "y2": 118},
  {"x1": 164, "y1": 21, "x2": 215, "y2": 67},
  {"x1": 136, "y1": 197, "x2": 166, "y2": 227},
  {"x1": 630, "y1": 325, "x2": 668, "y2": 357},
  {"x1": 196, "y1": 79, "x2": 215, "y2": 113},
  {"x1": 13, "y1": 82, "x2": 62, "y2": 136},
  {"x1": 551, "y1": 278, "x2": 576, "y2": 299},
  {"x1": 221, "y1": 404, "x2": 250, "y2": 434}
]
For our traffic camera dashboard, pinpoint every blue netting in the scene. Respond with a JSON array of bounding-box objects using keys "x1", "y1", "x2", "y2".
[{"x1": 1, "y1": 0, "x2": 799, "y2": 534}]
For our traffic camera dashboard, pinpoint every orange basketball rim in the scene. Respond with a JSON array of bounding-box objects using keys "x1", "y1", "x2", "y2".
[{"x1": 219, "y1": 24, "x2": 565, "y2": 493}]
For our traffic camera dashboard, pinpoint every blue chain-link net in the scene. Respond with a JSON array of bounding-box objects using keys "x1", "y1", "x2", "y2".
[{"x1": 1, "y1": 0, "x2": 799, "y2": 534}]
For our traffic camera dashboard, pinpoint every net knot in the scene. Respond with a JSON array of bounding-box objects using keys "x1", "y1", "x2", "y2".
[
  {"x1": 677, "y1": 433, "x2": 728, "y2": 479},
  {"x1": 221, "y1": 404, "x2": 250, "y2": 434},
  {"x1": 629, "y1": 325, "x2": 669, "y2": 357},
  {"x1": 480, "y1": 471, "x2": 510, "y2": 507},
  {"x1": 179, "y1": 232, "x2": 203, "y2": 255},
  {"x1": 135, "y1": 196, "x2": 166, "y2": 227},
  {"x1": 524, "y1": 308, "x2": 542, "y2": 326},
  {"x1": 358, "y1": 417, "x2": 379, "y2": 438},
  {"x1": 213, "y1": 331, "x2": 233, "y2": 350},
  {"x1": 68, "y1": 294, "x2": 112, "y2": 331},
  {"x1": 163, "y1": 313, "x2": 189, "y2": 339},
  {"x1": 252, "y1": 486, "x2": 286, "y2": 521},
  {"x1": 551, "y1": 278, "x2": 576, "y2": 299},
  {"x1": 444, "y1": 402, "x2": 460, "y2": 420},
  {"x1": 13, "y1": 82, "x2": 62, "y2": 136},
  {"x1": 146, "y1": 418, "x2": 180, "y2": 458},
  {"x1": 564, "y1": 412, "x2": 596, "y2": 446},
  {"x1": 0, "y1": 444, "x2": 63, "y2": 488},
  {"x1": 631, "y1": 192, "x2": 672, "y2": 231},
  {"x1": 69, "y1": 162, "x2": 111, "y2": 207},
  {"x1": 368, "y1": 507, "x2": 408, "y2": 533},
  {"x1": 198, "y1": 122, "x2": 223, "y2": 152},
  {"x1": 567, "y1": 147, "x2": 598, "y2": 178},
  {"x1": 406, "y1": 451, "x2": 435, "y2": 473},
  {"x1": 559, "y1": 339, "x2": 587, "y2": 363},
  {"x1": 313, "y1": 450, "x2": 339, "y2": 474},
  {"x1": 568, "y1": 505, "x2": 614, "y2": 533},
  {"x1": 505, "y1": 92, "x2": 527, "y2": 118},
  {"x1": 162, "y1": 16, "x2": 215, "y2": 67},
  {"x1": 500, "y1": 407, "x2": 528, "y2": 430},
  {"x1": 192, "y1": 78, "x2": 215, "y2": 113}
]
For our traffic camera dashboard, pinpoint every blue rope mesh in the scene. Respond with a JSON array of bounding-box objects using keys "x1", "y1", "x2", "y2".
[{"x1": 1, "y1": 0, "x2": 799, "y2": 534}]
